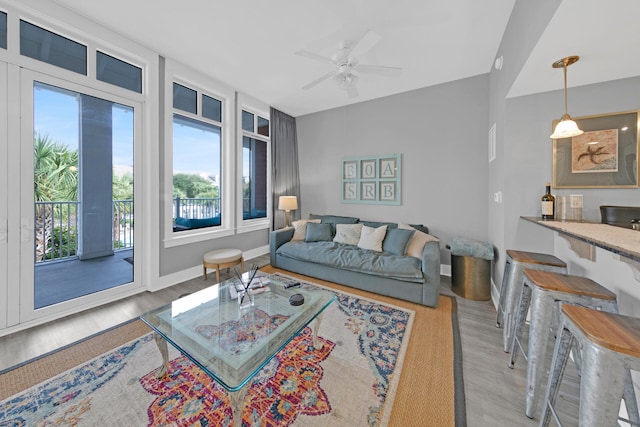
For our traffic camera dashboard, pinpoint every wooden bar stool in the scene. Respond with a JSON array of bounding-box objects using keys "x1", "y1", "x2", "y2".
[
  {"x1": 508, "y1": 269, "x2": 618, "y2": 418},
  {"x1": 496, "y1": 250, "x2": 567, "y2": 352},
  {"x1": 540, "y1": 305, "x2": 640, "y2": 427},
  {"x1": 203, "y1": 248, "x2": 244, "y2": 282}
]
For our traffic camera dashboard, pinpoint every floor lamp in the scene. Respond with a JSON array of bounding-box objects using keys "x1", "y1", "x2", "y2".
[{"x1": 278, "y1": 196, "x2": 298, "y2": 227}]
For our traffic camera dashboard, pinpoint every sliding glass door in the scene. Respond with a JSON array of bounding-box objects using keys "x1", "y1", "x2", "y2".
[{"x1": 19, "y1": 70, "x2": 142, "y2": 322}]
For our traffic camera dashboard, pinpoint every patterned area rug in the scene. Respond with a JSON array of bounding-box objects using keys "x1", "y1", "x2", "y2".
[{"x1": 0, "y1": 274, "x2": 415, "y2": 426}]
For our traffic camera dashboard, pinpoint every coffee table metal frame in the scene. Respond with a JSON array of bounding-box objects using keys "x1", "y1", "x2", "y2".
[{"x1": 140, "y1": 273, "x2": 335, "y2": 424}]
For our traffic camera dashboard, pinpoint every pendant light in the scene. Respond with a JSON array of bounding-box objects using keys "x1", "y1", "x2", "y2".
[{"x1": 550, "y1": 56, "x2": 583, "y2": 139}]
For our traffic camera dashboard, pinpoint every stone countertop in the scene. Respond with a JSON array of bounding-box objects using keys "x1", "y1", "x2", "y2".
[{"x1": 521, "y1": 216, "x2": 640, "y2": 263}]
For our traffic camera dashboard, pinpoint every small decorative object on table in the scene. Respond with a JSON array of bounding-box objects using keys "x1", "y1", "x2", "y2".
[{"x1": 234, "y1": 264, "x2": 259, "y2": 309}]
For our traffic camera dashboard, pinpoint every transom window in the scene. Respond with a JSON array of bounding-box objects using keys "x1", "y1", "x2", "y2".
[{"x1": 241, "y1": 110, "x2": 269, "y2": 221}]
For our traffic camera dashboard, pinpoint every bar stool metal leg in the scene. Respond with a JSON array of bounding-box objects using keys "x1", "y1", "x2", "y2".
[
  {"x1": 539, "y1": 321, "x2": 574, "y2": 427},
  {"x1": 496, "y1": 257, "x2": 513, "y2": 328},
  {"x1": 579, "y1": 343, "x2": 627, "y2": 426}
]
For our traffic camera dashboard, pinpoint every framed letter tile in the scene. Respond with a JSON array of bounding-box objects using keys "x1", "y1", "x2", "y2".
[
  {"x1": 343, "y1": 161, "x2": 357, "y2": 179},
  {"x1": 361, "y1": 160, "x2": 376, "y2": 179},
  {"x1": 341, "y1": 154, "x2": 401, "y2": 205},
  {"x1": 379, "y1": 182, "x2": 396, "y2": 201},
  {"x1": 343, "y1": 182, "x2": 357, "y2": 201},
  {"x1": 361, "y1": 182, "x2": 376, "y2": 200}
]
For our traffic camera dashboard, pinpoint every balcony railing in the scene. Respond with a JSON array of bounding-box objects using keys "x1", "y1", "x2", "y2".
[
  {"x1": 35, "y1": 199, "x2": 134, "y2": 264},
  {"x1": 173, "y1": 196, "x2": 221, "y2": 219}
]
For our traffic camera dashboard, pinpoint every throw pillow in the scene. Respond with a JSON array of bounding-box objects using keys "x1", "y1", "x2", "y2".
[
  {"x1": 398, "y1": 223, "x2": 439, "y2": 259},
  {"x1": 291, "y1": 219, "x2": 321, "y2": 241},
  {"x1": 357, "y1": 225, "x2": 388, "y2": 252},
  {"x1": 382, "y1": 228, "x2": 415, "y2": 256},
  {"x1": 305, "y1": 222, "x2": 333, "y2": 242},
  {"x1": 333, "y1": 223, "x2": 363, "y2": 245}
]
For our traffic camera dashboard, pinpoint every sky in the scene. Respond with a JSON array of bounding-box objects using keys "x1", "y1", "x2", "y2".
[{"x1": 32, "y1": 82, "x2": 254, "y2": 184}]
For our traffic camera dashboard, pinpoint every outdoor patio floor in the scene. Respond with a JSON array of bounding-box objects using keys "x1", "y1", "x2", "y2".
[{"x1": 34, "y1": 249, "x2": 134, "y2": 309}]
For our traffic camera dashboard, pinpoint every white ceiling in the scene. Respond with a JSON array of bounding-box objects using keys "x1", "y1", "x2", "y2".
[
  {"x1": 48, "y1": 0, "x2": 640, "y2": 117},
  {"x1": 509, "y1": 0, "x2": 640, "y2": 99},
  {"x1": 50, "y1": 0, "x2": 515, "y2": 116}
]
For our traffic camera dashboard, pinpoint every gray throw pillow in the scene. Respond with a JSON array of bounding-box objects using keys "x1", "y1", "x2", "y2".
[
  {"x1": 305, "y1": 223, "x2": 332, "y2": 242},
  {"x1": 382, "y1": 228, "x2": 416, "y2": 256}
]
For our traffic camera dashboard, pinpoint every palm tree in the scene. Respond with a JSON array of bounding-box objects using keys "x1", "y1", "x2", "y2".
[{"x1": 33, "y1": 132, "x2": 78, "y2": 261}]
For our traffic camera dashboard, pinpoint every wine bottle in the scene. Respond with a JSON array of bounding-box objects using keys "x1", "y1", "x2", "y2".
[{"x1": 541, "y1": 182, "x2": 555, "y2": 220}]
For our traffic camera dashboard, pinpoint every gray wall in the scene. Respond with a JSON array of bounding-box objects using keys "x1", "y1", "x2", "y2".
[
  {"x1": 296, "y1": 74, "x2": 490, "y2": 265},
  {"x1": 488, "y1": 0, "x2": 563, "y2": 284}
]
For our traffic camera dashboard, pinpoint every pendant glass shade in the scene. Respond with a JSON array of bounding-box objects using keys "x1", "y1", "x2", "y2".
[
  {"x1": 550, "y1": 56, "x2": 583, "y2": 139},
  {"x1": 550, "y1": 114, "x2": 584, "y2": 139}
]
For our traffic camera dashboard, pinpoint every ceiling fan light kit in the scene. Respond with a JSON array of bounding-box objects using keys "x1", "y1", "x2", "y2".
[
  {"x1": 550, "y1": 55, "x2": 583, "y2": 139},
  {"x1": 296, "y1": 30, "x2": 402, "y2": 98}
]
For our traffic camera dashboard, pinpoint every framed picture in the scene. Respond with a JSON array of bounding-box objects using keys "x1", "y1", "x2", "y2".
[
  {"x1": 553, "y1": 110, "x2": 639, "y2": 188},
  {"x1": 341, "y1": 154, "x2": 401, "y2": 204}
]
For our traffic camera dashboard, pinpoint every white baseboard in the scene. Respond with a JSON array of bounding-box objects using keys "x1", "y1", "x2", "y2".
[
  {"x1": 149, "y1": 245, "x2": 270, "y2": 292},
  {"x1": 440, "y1": 264, "x2": 451, "y2": 277}
]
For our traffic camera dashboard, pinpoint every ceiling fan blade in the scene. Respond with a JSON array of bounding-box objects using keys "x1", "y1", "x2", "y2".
[
  {"x1": 301, "y1": 72, "x2": 335, "y2": 90},
  {"x1": 349, "y1": 30, "x2": 381, "y2": 60},
  {"x1": 346, "y1": 76, "x2": 359, "y2": 98},
  {"x1": 295, "y1": 50, "x2": 334, "y2": 65},
  {"x1": 355, "y1": 64, "x2": 402, "y2": 77}
]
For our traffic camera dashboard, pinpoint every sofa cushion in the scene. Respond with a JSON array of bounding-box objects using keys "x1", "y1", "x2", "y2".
[
  {"x1": 333, "y1": 223, "x2": 363, "y2": 245},
  {"x1": 291, "y1": 219, "x2": 321, "y2": 241},
  {"x1": 399, "y1": 223, "x2": 439, "y2": 259},
  {"x1": 358, "y1": 225, "x2": 388, "y2": 252},
  {"x1": 276, "y1": 241, "x2": 424, "y2": 283},
  {"x1": 383, "y1": 228, "x2": 415, "y2": 256},
  {"x1": 174, "y1": 216, "x2": 220, "y2": 229},
  {"x1": 358, "y1": 220, "x2": 398, "y2": 230},
  {"x1": 309, "y1": 214, "x2": 359, "y2": 236},
  {"x1": 305, "y1": 223, "x2": 332, "y2": 242}
]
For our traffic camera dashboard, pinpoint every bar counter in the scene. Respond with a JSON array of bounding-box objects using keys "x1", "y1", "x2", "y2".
[{"x1": 521, "y1": 216, "x2": 640, "y2": 263}]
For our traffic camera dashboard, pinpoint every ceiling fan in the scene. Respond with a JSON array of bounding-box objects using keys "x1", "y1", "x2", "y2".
[{"x1": 295, "y1": 30, "x2": 402, "y2": 98}]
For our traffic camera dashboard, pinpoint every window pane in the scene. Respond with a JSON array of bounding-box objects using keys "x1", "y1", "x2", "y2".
[
  {"x1": 96, "y1": 51, "x2": 142, "y2": 93},
  {"x1": 242, "y1": 110, "x2": 254, "y2": 132},
  {"x1": 173, "y1": 114, "x2": 221, "y2": 231},
  {"x1": 257, "y1": 116, "x2": 269, "y2": 137},
  {"x1": 202, "y1": 94, "x2": 222, "y2": 122},
  {"x1": 0, "y1": 12, "x2": 7, "y2": 49},
  {"x1": 173, "y1": 83, "x2": 197, "y2": 114},
  {"x1": 242, "y1": 136, "x2": 267, "y2": 220},
  {"x1": 20, "y1": 20, "x2": 87, "y2": 75}
]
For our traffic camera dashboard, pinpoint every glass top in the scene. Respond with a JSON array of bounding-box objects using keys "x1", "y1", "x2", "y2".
[{"x1": 140, "y1": 273, "x2": 335, "y2": 391}]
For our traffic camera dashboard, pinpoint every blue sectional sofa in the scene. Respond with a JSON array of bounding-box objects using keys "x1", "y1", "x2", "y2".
[{"x1": 270, "y1": 214, "x2": 441, "y2": 307}]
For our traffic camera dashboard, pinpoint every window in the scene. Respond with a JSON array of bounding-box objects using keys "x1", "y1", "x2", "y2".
[
  {"x1": 20, "y1": 20, "x2": 87, "y2": 75},
  {"x1": 0, "y1": 12, "x2": 6, "y2": 50},
  {"x1": 241, "y1": 110, "x2": 269, "y2": 221},
  {"x1": 96, "y1": 51, "x2": 142, "y2": 93},
  {"x1": 171, "y1": 82, "x2": 224, "y2": 232},
  {"x1": 173, "y1": 82, "x2": 196, "y2": 114}
]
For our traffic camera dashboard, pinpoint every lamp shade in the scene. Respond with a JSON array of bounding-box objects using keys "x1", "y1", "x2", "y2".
[
  {"x1": 550, "y1": 115, "x2": 584, "y2": 139},
  {"x1": 278, "y1": 196, "x2": 298, "y2": 211}
]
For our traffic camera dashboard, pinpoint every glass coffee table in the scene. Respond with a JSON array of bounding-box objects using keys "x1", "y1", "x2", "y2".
[{"x1": 140, "y1": 273, "x2": 335, "y2": 424}]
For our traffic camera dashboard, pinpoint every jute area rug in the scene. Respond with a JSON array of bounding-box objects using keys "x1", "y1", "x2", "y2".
[{"x1": 0, "y1": 267, "x2": 464, "y2": 426}]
